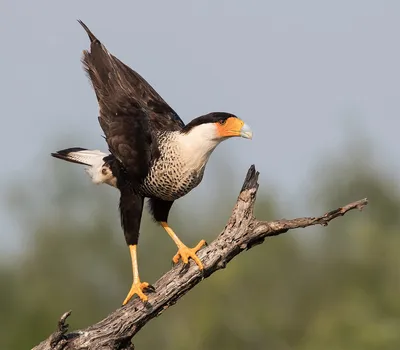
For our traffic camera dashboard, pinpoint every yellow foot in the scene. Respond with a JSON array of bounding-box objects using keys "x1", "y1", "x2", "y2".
[
  {"x1": 172, "y1": 240, "x2": 206, "y2": 270},
  {"x1": 122, "y1": 281, "x2": 153, "y2": 305}
]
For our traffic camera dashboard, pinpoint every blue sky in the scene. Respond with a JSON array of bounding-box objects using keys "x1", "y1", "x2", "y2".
[{"x1": 1, "y1": 0, "x2": 399, "y2": 251}]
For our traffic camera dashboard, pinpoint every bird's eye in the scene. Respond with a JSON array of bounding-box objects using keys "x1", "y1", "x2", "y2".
[
  {"x1": 102, "y1": 168, "x2": 108, "y2": 175},
  {"x1": 219, "y1": 119, "x2": 226, "y2": 125}
]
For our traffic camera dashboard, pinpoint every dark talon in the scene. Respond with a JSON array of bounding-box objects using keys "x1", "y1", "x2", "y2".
[
  {"x1": 203, "y1": 241, "x2": 208, "y2": 247},
  {"x1": 146, "y1": 284, "x2": 156, "y2": 293}
]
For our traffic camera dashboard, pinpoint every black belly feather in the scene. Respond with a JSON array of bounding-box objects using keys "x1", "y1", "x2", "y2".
[
  {"x1": 78, "y1": 21, "x2": 190, "y2": 247},
  {"x1": 119, "y1": 187, "x2": 144, "y2": 246}
]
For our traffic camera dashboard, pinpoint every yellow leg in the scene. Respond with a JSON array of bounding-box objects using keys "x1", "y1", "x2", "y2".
[
  {"x1": 161, "y1": 222, "x2": 206, "y2": 270},
  {"x1": 122, "y1": 245, "x2": 151, "y2": 305}
]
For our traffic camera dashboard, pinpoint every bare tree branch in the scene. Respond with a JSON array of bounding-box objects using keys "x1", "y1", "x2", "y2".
[{"x1": 32, "y1": 165, "x2": 368, "y2": 350}]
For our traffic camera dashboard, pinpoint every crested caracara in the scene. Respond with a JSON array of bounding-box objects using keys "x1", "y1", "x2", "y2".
[{"x1": 52, "y1": 21, "x2": 252, "y2": 305}]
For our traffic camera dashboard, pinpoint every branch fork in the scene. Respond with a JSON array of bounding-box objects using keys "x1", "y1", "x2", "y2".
[{"x1": 32, "y1": 165, "x2": 368, "y2": 350}]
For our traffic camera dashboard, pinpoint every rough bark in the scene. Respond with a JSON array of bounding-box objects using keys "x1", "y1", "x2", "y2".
[{"x1": 32, "y1": 165, "x2": 368, "y2": 350}]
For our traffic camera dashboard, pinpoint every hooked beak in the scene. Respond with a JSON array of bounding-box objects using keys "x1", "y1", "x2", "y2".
[{"x1": 240, "y1": 123, "x2": 253, "y2": 139}]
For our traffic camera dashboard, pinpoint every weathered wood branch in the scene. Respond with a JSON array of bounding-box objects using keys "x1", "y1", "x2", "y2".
[{"x1": 32, "y1": 165, "x2": 368, "y2": 350}]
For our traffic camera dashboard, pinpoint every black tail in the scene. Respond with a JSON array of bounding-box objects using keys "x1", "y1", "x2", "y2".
[{"x1": 51, "y1": 147, "x2": 91, "y2": 166}]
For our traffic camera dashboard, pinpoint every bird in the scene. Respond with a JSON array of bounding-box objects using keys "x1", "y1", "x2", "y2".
[{"x1": 51, "y1": 20, "x2": 253, "y2": 305}]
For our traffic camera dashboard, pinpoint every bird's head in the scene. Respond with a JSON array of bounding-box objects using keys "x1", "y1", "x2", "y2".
[{"x1": 182, "y1": 112, "x2": 253, "y2": 141}]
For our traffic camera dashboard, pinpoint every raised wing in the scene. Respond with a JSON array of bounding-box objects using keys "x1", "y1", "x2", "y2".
[{"x1": 78, "y1": 20, "x2": 184, "y2": 183}]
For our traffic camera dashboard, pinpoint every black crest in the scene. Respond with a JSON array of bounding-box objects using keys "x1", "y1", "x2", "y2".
[{"x1": 182, "y1": 112, "x2": 237, "y2": 133}]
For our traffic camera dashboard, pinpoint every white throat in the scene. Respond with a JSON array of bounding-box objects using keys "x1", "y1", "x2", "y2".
[{"x1": 176, "y1": 123, "x2": 223, "y2": 171}]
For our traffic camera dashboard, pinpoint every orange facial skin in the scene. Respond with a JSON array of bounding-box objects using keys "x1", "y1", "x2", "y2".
[{"x1": 215, "y1": 117, "x2": 245, "y2": 138}]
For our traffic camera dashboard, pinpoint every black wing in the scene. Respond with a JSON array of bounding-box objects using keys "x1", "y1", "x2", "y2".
[{"x1": 78, "y1": 20, "x2": 184, "y2": 183}]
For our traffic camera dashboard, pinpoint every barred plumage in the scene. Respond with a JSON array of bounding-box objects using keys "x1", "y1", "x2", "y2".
[{"x1": 52, "y1": 20, "x2": 252, "y2": 305}]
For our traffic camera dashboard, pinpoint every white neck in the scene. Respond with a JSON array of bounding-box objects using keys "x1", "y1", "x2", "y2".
[{"x1": 176, "y1": 123, "x2": 223, "y2": 171}]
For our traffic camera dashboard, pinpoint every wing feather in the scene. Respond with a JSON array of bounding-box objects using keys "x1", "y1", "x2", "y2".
[
  {"x1": 78, "y1": 20, "x2": 184, "y2": 130},
  {"x1": 78, "y1": 20, "x2": 184, "y2": 182}
]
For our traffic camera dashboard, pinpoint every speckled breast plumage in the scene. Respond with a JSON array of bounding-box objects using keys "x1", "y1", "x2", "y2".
[{"x1": 139, "y1": 132, "x2": 205, "y2": 201}]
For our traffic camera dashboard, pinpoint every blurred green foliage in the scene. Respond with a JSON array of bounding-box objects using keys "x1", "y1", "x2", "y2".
[{"x1": 1, "y1": 148, "x2": 400, "y2": 350}]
